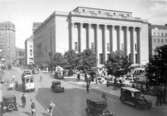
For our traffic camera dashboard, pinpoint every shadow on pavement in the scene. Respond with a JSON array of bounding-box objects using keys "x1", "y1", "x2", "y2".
[
  {"x1": 35, "y1": 87, "x2": 90, "y2": 116},
  {"x1": 23, "y1": 111, "x2": 31, "y2": 116}
]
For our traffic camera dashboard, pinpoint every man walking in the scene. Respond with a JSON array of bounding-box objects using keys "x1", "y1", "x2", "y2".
[
  {"x1": 48, "y1": 101, "x2": 55, "y2": 116},
  {"x1": 30, "y1": 99, "x2": 36, "y2": 116},
  {"x1": 21, "y1": 94, "x2": 26, "y2": 108},
  {"x1": 86, "y1": 78, "x2": 90, "y2": 93}
]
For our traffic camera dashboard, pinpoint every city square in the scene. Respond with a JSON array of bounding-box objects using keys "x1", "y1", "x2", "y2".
[
  {"x1": 0, "y1": 0, "x2": 167, "y2": 116},
  {"x1": 0, "y1": 67, "x2": 166, "y2": 116}
]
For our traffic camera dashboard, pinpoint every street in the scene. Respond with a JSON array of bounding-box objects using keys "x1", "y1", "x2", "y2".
[{"x1": 1, "y1": 67, "x2": 166, "y2": 116}]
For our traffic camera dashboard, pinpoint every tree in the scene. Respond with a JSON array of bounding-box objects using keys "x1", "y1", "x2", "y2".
[
  {"x1": 105, "y1": 51, "x2": 131, "y2": 77},
  {"x1": 64, "y1": 50, "x2": 79, "y2": 69},
  {"x1": 79, "y1": 49, "x2": 97, "y2": 71},
  {"x1": 53, "y1": 52, "x2": 67, "y2": 68},
  {"x1": 145, "y1": 45, "x2": 167, "y2": 103}
]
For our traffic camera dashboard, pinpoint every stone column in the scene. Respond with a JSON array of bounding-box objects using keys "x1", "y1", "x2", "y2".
[
  {"x1": 129, "y1": 27, "x2": 134, "y2": 64},
  {"x1": 68, "y1": 22, "x2": 74, "y2": 50},
  {"x1": 122, "y1": 26, "x2": 128, "y2": 55},
  {"x1": 115, "y1": 26, "x2": 120, "y2": 51},
  {"x1": 102, "y1": 25, "x2": 106, "y2": 64},
  {"x1": 86, "y1": 24, "x2": 90, "y2": 49},
  {"x1": 78, "y1": 23, "x2": 83, "y2": 53},
  {"x1": 109, "y1": 26, "x2": 113, "y2": 53},
  {"x1": 136, "y1": 27, "x2": 140, "y2": 64},
  {"x1": 94, "y1": 24, "x2": 98, "y2": 55}
]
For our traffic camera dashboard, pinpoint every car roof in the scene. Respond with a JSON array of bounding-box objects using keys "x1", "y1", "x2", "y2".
[
  {"x1": 23, "y1": 75, "x2": 33, "y2": 78},
  {"x1": 3, "y1": 94, "x2": 16, "y2": 98},
  {"x1": 121, "y1": 87, "x2": 140, "y2": 92}
]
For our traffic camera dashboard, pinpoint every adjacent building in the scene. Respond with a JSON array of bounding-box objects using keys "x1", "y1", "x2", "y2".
[
  {"x1": 16, "y1": 48, "x2": 25, "y2": 66},
  {"x1": 25, "y1": 36, "x2": 34, "y2": 65},
  {"x1": 25, "y1": 23, "x2": 41, "y2": 65},
  {"x1": 150, "y1": 24, "x2": 167, "y2": 57},
  {"x1": 34, "y1": 7, "x2": 149, "y2": 66},
  {"x1": 0, "y1": 22, "x2": 16, "y2": 64}
]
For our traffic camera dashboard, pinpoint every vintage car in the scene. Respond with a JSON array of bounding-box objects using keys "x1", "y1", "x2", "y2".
[
  {"x1": 54, "y1": 72, "x2": 64, "y2": 79},
  {"x1": 85, "y1": 96, "x2": 114, "y2": 116},
  {"x1": 51, "y1": 81, "x2": 64, "y2": 93},
  {"x1": 2, "y1": 94, "x2": 18, "y2": 112},
  {"x1": 32, "y1": 68, "x2": 39, "y2": 74},
  {"x1": 120, "y1": 87, "x2": 152, "y2": 109}
]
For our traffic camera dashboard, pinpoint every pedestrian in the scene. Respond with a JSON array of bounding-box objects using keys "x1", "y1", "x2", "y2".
[
  {"x1": 21, "y1": 94, "x2": 26, "y2": 108},
  {"x1": 86, "y1": 78, "x2": 90, "y2": 93},
  {"x1": 30, "y1": 99, "x2": 36, "y2": 116},
  {"x1": 77, "y1": 73, "x2": 80, "y2": 81},
  {"x1": 48, "y1": 101, "x2": 55, "y2": 116}
]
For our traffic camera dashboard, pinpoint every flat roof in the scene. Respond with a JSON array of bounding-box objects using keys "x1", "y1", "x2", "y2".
[{"x1": 121, "y1": 87, "x2": 140, "y2": 92}]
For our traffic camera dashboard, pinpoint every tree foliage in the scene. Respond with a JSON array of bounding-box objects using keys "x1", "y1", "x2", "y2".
[
  {"x1": 105, "y1": 51, "x2": 131, "y2": 77},
  {"x1": 78, "y1": 49, "x2": 97, "y2": 71},
  {"x1": 146, "y1": 45, "x2": 167, "y2": 86},
  {"x1": 53, "y1": 52, "x2": 67, "y2": 67},
  {"x1": 64, "y1": 50, "x2": 79, "y2": 69}
]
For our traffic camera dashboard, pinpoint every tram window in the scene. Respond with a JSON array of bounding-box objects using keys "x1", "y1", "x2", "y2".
[
  {"x1": 26, "y1": 79, "x2": 29, "y2": 83},
  {"x1": 30, "y1": 78, "x2": 33, "y2": 82}
]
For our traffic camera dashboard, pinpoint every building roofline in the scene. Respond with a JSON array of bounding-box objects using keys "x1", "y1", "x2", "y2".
[
  {"x1": 74, "y1": 6, "x2": 132, "y2": 14},
  {"x1": 34, "y1": 11, "x2": 68, "y2": 34}
]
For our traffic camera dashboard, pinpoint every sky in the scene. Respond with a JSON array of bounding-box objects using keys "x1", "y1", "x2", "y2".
[{"x1": 0, "y1": 0, "x2": 167, "y2": 49}]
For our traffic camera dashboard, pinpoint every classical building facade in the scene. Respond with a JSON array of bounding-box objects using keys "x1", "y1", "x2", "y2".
[
  {"x1": 0, "y1": 22, "x2": 16, "y2": 64},
  {"x1": 150, "y1": 25, "x2": 167, "y2": 57},
  {"x1": 34, "y1": 7, "x2": 149, "y2": 66}
]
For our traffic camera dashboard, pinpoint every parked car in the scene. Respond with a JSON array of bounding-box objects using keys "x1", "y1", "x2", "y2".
[
  {"x1": 85, "y1": 96, "x2": 114, "y2": 116},
  {"x1": 54, "y1": 72, "x2": 64, "y2": 79},
  {"x1": 32, "y1": 68, "x2": 39, "y2": 74},
  {"x1": 120, "y1": 87, "x2": 152, "y2": 109},
  {"x1": 51, "y1": 81, "x2": 64, "y2": 93},
  {"x1": 2, "y1": 94, "x2": 18, "y2": 112}
]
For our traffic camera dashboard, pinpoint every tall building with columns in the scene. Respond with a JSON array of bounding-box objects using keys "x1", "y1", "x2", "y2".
[{"x1": 34, "y1": 7, "x2": 149, "y2": 66}]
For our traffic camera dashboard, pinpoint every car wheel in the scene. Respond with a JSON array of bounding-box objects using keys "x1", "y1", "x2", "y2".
[{"x1": 7, "y1": 104, "x2": 15, "y2": 111}]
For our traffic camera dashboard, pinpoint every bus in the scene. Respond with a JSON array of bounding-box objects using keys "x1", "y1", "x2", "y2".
[{"x1": 22, "y1": 75, "x2": 35, "y2": 92}]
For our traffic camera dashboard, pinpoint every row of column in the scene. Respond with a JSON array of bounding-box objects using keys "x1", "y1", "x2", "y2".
[{"x1": 69, "y1": 22, "x2": 141, "y2": 64}]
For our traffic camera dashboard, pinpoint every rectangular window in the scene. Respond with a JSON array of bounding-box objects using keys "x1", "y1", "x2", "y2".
[
  {"x1": 154, "y1": 39, "x2": 156, "y2": 43},
  {"x1": 74, "y1": 42, "x2": 78, "y2": 51}
]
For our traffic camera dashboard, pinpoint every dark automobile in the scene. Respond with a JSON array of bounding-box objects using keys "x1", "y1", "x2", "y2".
[
  {"x1": 120, "y1": 87, "x2": 152, "y2": 109},
  {"x1": 51, "y1": 81, "x2": 64, "y2": 93},
  {"x1": 32, "y1": 68, "x2": 39, "y2": 74},
  {"x1": 54, "y1": 72, "x2": 64, "y2": 79},
  {"x1": 85, "y1": 96, "x2": 114, "y2": 116},
  {"x1": 2, "y1": 94, "x2": 18, "y2": 112}
]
